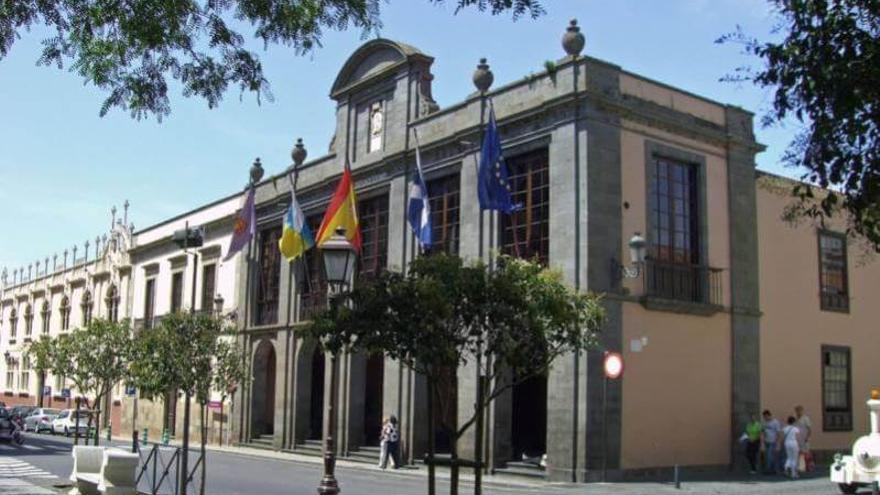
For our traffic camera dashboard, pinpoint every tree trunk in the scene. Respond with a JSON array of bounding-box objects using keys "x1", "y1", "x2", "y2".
[
  {"x1": 200, "y1": 403, "x2": 207, "y2": 495},
  {"x1": 427, "y1": 376, "x2": 436, "y2": 495},
  {"x1": 74, "y1": 397, "x2": 80, "y2": 446},
  {"x1": 37, "y1": 371, "x2": 45, "y2": 408},
  {"x1": 449, "y1": 434, "x2": 459, "y2": 495}
]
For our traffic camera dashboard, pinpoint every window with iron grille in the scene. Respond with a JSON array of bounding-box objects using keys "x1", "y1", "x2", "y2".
[
  {"x1": 9, "y1": 308, "x2": 17, "y2": 339},
  {"x1": 201, "y1": 264, "x2": 216, "y2": 313},
  {"x1": 170, "y1": 272, "x2": 184, "y2": 313},
  {"x1": 300, "y1": 214, "x2": 327, "y2": 320},
  {"x1": 822, "y1": 345, "x2": 852, "y2": 431},
  {"x1": 255, "y1": 226, "x2": 282, "y2": 326},
  {"x1": 24, "y1": 305, "x2": 33, "y2": 336},
  {"x1": 106, "y1": 285, "x2": 119, "y2": 323},
  {"x1": 60, "y1": 297, "x2": 70, "y2": 331},
  {"x1": 81, "y1": 291, "x2": 93, "y2": 326},
  {"x1": 40, "y1": 301, "x2": 50, "y2": 334},
  {"x1": 818, "y1": 231, "x2": 849, "y2": 312},
  {"x1": 143, "y1": 279, "x2": 156, "y2": 329},
  {"x1": 500, "y1": 149, "x2": 550, "y2": 264},
  {"x1": 426, "y1": 174, "x2": 461, "y2": 255},
  {"x1": 358, "y1": 194, "x2": 389, "y2": 279},
  {"x1": 650, "y1": 157, "x2": 700, "y2": 265}
]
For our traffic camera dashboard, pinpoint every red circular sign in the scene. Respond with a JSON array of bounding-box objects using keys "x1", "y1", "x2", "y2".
[{"x1": 604, "y1": 352, "x2": 624, "y2": 379}]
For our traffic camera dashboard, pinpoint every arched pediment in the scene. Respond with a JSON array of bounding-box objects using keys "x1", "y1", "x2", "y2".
[{"x1": 330, "y1": 39, "x2": 431, "y2": 98}]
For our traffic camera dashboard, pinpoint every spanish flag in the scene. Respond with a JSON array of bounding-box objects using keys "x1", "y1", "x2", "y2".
[{"x1": 316, "y1": 165, "x2": 361, "y2": 250}]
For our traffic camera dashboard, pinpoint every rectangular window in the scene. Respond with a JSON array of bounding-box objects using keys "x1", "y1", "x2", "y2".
[
  {"x1": 819, "y1": 231, "x2": 849, "y2": 312},
  {"x1": 5, "y1": 369, "x2": 14, "y2": 390},
  {"x1": 500, "y1": 149, "x2": 550, "y2": 264},
  {"x1": 426, "y1": 174, "x2": 461, "y2": 255},
  {"x1": 61, "y1": 301, "x2": 70, "y2": 331},
  {"x1": 201, "y1": 264, "x2": 216, "y2": 313},
  {"x1": 20, "y1": 356, "x2": 29, "y2": 391},
  {"x1": 650, "y1": 157, "x2": 700, "y2": 265},
  {"x1": 25, "y1": 311, "x2": 33, "y2": 336},
  {"x1": 9, "y1": 313, "x2": 16, "y2": 339},
  {"x1": 170, "y1": 271, "x2": 184, "y2": 313},
  {"x1": 358, "y1": 194, "x2": 389, "y2": 279},
  {"x1": 54, "y1": 374, "x2": 63, "y2": 392},
  {"x1": 822, "y1": 345, "x2": 852, "y2": 431},
  {"x1": 144, "y1": 279, "x2": 156, "y2": 329},
  {"x1": 255, "y1": 226, "x2": 282, "y2": 326},
  {"x1": 301, "y1": 215, "x2": 327, "y2": 320},
  {"x1": 41, "y1": 310, "x2": 50, "y2": 334}
]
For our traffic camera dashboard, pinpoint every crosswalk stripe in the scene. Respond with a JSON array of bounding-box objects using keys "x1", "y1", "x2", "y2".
[{"x1": 0, "y1": 457, "x2": 57, "y2": 479}]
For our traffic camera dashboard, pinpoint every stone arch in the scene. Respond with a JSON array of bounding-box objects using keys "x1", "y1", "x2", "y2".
[
  {"x1": 250, "y1": 338, "x2": 277, "y2": 438},
  {"x1": 330, "y1": 39, "x2": 430, "y2": 98},
  {"x1": 293, "y1": 338, "x2": 325, "y2": 443}
]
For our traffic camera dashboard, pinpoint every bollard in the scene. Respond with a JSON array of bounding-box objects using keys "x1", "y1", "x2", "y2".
[
  {"x1": 132, "y1": 430, "x2": 139, "y2": 453},
  {"x1": 106, "y1": 427, "x2": 112, "y2": 442},
  {"x1": 142, "y1": 428, "x2": 148, "y2": 446},
  {"x1": 674, "y1": 464, "x2": 681, "y2": 489},
  {"x1": 162, "y1": 428, "x2": 170, "y2": 445}
]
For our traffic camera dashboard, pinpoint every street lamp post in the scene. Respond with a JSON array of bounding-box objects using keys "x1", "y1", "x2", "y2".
[
  {"x1": 172, "y1": 222, "x2": 204, "y2": 495},
  {"x1": 317, "y1": 228, "x2": 357, "y2": 495}
]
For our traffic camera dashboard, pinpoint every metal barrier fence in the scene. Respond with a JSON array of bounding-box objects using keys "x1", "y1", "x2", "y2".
[{"x1": 135, "y1": 443, "x2": 204, "y2": 495}]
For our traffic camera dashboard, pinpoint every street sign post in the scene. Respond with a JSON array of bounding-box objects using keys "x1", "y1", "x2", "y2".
[
  {"x1": 42, "y1": 386, "x2": 51, "y2": 397},
  {"x1": 61, "y1": 388, "x2": 71, "y2": 399},
  {"x1": 602, "y1": 351, "x2": 624, "y2": 482}
]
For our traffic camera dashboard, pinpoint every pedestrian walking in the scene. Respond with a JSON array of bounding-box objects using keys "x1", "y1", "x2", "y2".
[
  {"x1": 379, "y1": 415, "x2": 401, "y2": 469},
  {"x1": 743, "y1": 414, "x2": 763, "y2": 474},
  {"x1": 782, "y1": 416, "x2": 801, "y2": 479},
  {"x1": 377, "y1": 416, "x2": 390, "y2": 468},
  {"x1": 761, "y1": 410, "x2": 782, "y2": 474},
  {"x1": 794, "y1": 405, "x2": 814, "y2": 472}
]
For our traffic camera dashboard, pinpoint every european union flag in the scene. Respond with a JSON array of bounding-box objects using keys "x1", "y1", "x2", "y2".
[{"x1": 478, "y1": 107, "x2": 519, "y2": 213}]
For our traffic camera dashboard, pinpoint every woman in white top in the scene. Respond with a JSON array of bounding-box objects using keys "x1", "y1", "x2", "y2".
[{"x1": 782, "y1": 416, "x2": 801, "y2": 479}]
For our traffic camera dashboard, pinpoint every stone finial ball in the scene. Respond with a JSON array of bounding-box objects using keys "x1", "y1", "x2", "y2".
[
  {"x1": 562, "y1": 19, "x2": 585, "y2": 57},
  {"x1": 473, "y1": 58, "x2": 494, "y2": 93},
  {"x1": 291, "y1": 138, "x2": 307, "y2": 167},
  {"x1": 250, "y1": 157, "x2": 265, "y2": 184}
]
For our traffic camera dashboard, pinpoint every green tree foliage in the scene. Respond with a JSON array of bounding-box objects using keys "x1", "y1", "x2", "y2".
[
  {"x1": 44, "y1": 319, "x2": 136, "y2": 444},
  {"x1": 720, "y1": 0, "x2": 880, "y2": 251},
  {"x1": 23, "y1": 334, "x2": 54, "y2": 407},
  {"x1": 0, "y1": 0, "x2": 543, "y2": 120},
  {"x1": 130, "y1": 310, "x2": 246, "y2": 490},
  {"x1": 306, "y1": 254, "x2": 603, "y2": 489}
]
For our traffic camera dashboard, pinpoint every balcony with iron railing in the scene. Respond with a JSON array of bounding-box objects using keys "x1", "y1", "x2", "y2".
[{"x1": 640, "y1": 259, "x2": 724, "y2": 315}]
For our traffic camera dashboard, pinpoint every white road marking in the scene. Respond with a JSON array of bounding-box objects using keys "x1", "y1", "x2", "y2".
[{"x1": 0, "y1": 457, "x2": 58, "y2": 479}]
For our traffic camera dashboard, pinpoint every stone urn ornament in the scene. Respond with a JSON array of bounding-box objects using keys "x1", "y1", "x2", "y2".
[
  {"x1": 473, "y1": 58, "x2": 494, "y2": 93},
  {"x1": 562, "y1": 19, "x2": 585, "y2": 57}
]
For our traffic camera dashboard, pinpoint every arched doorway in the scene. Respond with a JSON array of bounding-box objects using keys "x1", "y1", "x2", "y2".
[
  {"x1": 510, "y1": 373, "x2": 547, "y2": 460},
  {"x1": 308, "y1": 347, "x2": 325, "y2": 440},
  {"x1": 362, "y1": 353, "x2": 384, "y2": 446},
  {"x1": 250, "y1": 340, "x2": 276, "y2": 438}
]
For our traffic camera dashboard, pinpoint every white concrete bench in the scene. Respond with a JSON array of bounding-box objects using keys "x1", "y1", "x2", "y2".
[{"x1": 70, "y1": 446, "x2": 139, "y2": 495}]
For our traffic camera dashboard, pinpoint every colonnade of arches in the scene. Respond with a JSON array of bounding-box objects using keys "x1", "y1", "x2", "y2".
[{"x1": 243, "y1": 336, "x2": 548, "y2": 465}]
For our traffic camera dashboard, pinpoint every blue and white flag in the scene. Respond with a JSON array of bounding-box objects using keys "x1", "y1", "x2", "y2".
[
  {"x1": 478, "y1": 106, "x2": 519, "y2": 213},
  {"x1": 408, "y1": 130, "x2": 432, "y2": 249}
]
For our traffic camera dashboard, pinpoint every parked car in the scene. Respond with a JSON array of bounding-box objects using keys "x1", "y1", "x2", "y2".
[
  {"x1": 23, "y1": 408, "x2": 61, "y2": 433},
  {"x1": 50, "y1": 409, "x2": 92, "y2": 437},
  {"x1": 8, "y1": 406, "x2": 36, "y2": 429},
  {"x1": 0, "y1": 408, "x2": 23, "y2": 444}
]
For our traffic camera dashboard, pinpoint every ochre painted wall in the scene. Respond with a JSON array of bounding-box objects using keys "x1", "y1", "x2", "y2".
[
  {"x1": 620, "y1": 304, "x2": 732, "y2": 469},
  {"x1": 757, "y1": 177, "x2": 880, "y2": 452}
]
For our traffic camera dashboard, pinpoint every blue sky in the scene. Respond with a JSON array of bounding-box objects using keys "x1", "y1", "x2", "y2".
[{"x1": 0, "y1": 0, "x2": 795, "y2": 270}]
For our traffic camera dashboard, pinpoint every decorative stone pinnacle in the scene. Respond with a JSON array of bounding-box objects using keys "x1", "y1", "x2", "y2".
[
  {"x1": 473, "y1": 58, "x2": 494, "y2": 93},
  {"x1": 291, "y1": 138, "x2": 307, "y2": 168},
  {"x1": 562, "y1": 18, "x2": 585, "y2": 57},
  {"x1": 250, "y1": 157, "x2": 264, "y2": 184},
  {"x1": 123, "y1": 199, "x2": 130, "y2": 226}
]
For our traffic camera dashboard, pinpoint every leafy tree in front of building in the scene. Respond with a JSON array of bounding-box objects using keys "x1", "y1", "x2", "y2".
[
  {"x1": 129, "y1": 311, "x2": 246, "y2": 494},
  {"x1": 47, "y1": 319, "x2": 136, "y2": 445},
  {"x1": 23, "y1": 334, "x2": 54, "y2": 408},
  {"x1": 0, "y1": 0, "x2": 543, "y2": 120},
  {"x1": 720, "y1": 0, "x2": 880, "y2": 251},
  {"x1": 306, "y1": 253, "x2": 604, "y2": 493}
]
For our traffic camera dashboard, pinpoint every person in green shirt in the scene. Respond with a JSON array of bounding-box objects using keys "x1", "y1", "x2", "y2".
[{"x1": 743, "y1": 414, "x2": 763, "y2": 474}]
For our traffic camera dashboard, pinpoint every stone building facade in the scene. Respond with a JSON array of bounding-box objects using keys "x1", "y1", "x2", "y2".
[{"x1": 2, "y1": 24, "x2": 878, "y2": 483}]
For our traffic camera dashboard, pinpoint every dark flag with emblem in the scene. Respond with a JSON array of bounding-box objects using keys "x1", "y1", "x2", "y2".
[
  {"x1": 478, "y1": 106, "x2": 519, "y2": 213},
  {"x1": 224, "y1": 184, "x2": 256, "y2": 261}
]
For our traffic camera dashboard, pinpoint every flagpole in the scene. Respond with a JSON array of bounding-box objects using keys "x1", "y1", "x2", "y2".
[{"x1": 289, "y1": 138, "x2": 308, "y2": 328}]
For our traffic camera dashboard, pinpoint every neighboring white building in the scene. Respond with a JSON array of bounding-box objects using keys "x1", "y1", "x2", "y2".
[{"x1": 0, "y1": 206, "x2": 135, "y2": 425}]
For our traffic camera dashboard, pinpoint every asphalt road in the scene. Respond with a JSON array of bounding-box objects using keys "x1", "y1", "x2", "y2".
[{"x1": 0, "y1": 433, "x2": 874, "y2": 495}]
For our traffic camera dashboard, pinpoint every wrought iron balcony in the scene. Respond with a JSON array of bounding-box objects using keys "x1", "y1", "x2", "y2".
[
  {"x1": 643, "y1": 260, "x2": 723, "y2": 307},
  {"x1": 299, "y1": 291, "x2": 328, "y2": 322}
]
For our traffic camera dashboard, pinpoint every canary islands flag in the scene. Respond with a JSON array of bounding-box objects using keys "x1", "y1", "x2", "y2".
[
  {"x1": 279, "y1": 189, "x2": 314, "y2": 261},
  {"x1": 316, "y1": 164, "x2": 361, "y2": 250}
]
